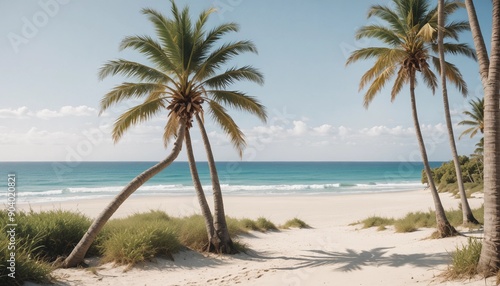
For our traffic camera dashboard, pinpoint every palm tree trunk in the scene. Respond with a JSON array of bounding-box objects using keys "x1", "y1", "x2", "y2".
[
  {"x1": 184, "y1": 129, "x2": 216, "y2": 251},
  {"x1": 464, "y1": 0, "x2": 490, "y2": 87},
  {"x1": 195, "y1": 114, "x2": 237, "y2": 254},
  {"x1": 438, "y1": 0, "x2": 479, "y2": 225},
  {"x1": 409, "y1": 70, "x2": 458, "y2": 238},
  {"x1": 62, "y1": 120, "x2": 186, "y2": 268},
  {"x1": 477, "y1": 0, "x2": 500, "y2": 275}
]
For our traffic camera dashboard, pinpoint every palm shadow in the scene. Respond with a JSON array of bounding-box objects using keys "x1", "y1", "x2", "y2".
[{"x1": 271, "y1": 247, "x2": 450, "y2": 272}]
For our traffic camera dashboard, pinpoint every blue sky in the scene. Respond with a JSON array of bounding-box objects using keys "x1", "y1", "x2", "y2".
[{"x1": 0, "y1": 0, "x2": 493, "y2": 162}]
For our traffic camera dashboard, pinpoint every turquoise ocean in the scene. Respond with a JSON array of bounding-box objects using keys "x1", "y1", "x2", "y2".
[{"x1": 0, "y1": 161, "x2": 442, "y2": 204}]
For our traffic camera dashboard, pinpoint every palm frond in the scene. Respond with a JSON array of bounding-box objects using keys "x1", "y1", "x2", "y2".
[
  {"x1": 98, "y1": 59, "x2": 172, "y2": 83},
  {"x1": 196, "y1": 23, "x2": 239, "y2": 58},
  {"x1": 444, "y1": 20, "x2": 471, "y2": 41},
  {"x1": 191, "y1": 23, "x2": 239, "y2": 70},
  {"x1": 367, "y1": 4, "x2": 405, "y2": 33},
  {"x1": 346, "y1": 47, "x2": 398, "y2": 66},
  {"x1": 391, "y1": 67, "x2": 408, "y2": 101},
  {"x1": 206, "y1": 90, "x2": 267, "y2": 122},
  {"x1": 458, "y1": 127, "x2": 478, "y2": 139},
  {"x1": 188, "y1": 7, "x2": 217, "y2": 69},
  {"x1": 355, "y1": 25, "x2": 403, "y2": 46},
  {"x1": 363, "y1": 64, "x2": 396, "y2": 108},
  {"x1": 203, "y1": 66, "x2": 264, "y2": 89},
  {"x1": 100, "y1": 82, "x2": 168, "y2": 113},
  {"x1": 207, "y1": 101, "x2": 246, "y2": 157},
  {"x1": 358, "y1": 48, "x2": 405, "y2": 90},
  {"x1": 141, "y1": 8, "x2": 183, "y2": 66},
  {"x1": 419, "y1": 64, "x2": 438, "y2": 94},
  {"x1": 431, "y1": 42, "x2": 477, "y2": 60},
  {"x1": 119, "y1": 35, "x2": 180, "y2": 76},
  {"x1": 431, "y1": 56, "x2": 468, "y2": 96},
  {"x1": 195, "y1": 41, "x2": 258, "y2": 81},
  {"x1": 163, "y1": 113, "x2": 180, "y2": 147},
  {"x1": 111, "y1": 96, "x2": 166, "y2": 143}
]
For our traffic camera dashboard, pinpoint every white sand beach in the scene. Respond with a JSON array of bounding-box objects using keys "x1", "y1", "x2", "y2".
[{"x1": 20, "y1": 190, "x2": 494, "y2": 286}]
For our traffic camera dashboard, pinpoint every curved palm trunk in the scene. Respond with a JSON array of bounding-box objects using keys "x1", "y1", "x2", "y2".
[
  {"x1": 438, "y1": 0, "x2": 479, "y2": 225},
  {"x1": 409, "y1": 70, "x2": 458, "y2": 238},
  {"x1": 195, "y1": 114, "x2": 237, "y2": 254},
  {"x1": 476, "y1": 0, "x2": 500, "y2": 274},
  {"x1": 62, "y1": 121, "x2": 186, "y2": 268},
  {"x1": 185, "y1": 129, "x2": 216, "y2": 251}
]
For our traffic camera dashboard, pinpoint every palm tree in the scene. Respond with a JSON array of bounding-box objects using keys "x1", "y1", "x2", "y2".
[
  {"x1": 465, "y1": 0, "x2": 500, "y2": 275},
  {"x1": 147, "y1": 3, "x2": 266, "y2": 253},
  {"x1": 459, "y1": 97, "x2": 484, "y2": 157},
  {"x1": 63, "y1": 121, "x2": 186, "y2": 268},
  {"x1": 458, "y1": 97, "x2": 484, "y2": 139},
  {"x1": 346, "y1": 0, "x2": 475, "y2": 237},
  {"x1": 437, "y1": 0, "x2": 479, "y2": 225},
  {"x1": 64, "y1": 1, "x2": 266, "y2": 266}
]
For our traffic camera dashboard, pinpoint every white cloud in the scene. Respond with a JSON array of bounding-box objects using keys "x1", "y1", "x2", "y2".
[
  {"x1": 313, "y1": 124, "x2": 333, "y2": 135},
  {"x1": 360, "y1": 125, "x2": 413, "y2": 137},
  {"x1": 36, "y1": 105, "x2": 97, "y2": 119},
  {"x1": 290, "y1": 120, "x2": 308, "y2": 136},
  {"x1": 338, "y1": 126, "x2": 351, "y2": 139},
  {"x1": 0, "y1": 127, "x2": 81, "y2": 145},
  {"x1": 0, "y1": 106, "x2": 32, "y2": 118},
  {"x1": 0, "y1": 105, "x2": 98, "y2": 120}
]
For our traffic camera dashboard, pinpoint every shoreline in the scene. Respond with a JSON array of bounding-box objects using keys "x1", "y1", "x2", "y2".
[{"x1": 23, "y1": 190, "x2": 490, "y2": 285}]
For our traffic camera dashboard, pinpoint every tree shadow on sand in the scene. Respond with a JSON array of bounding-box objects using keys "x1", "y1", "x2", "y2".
[{"x1": 249, "y1": 247, "x2": 450, "y2": 272}]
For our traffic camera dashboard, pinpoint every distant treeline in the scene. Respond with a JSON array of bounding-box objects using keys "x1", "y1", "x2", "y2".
[{"x1": 422, "y1": 156, "x2": 483, "y2": 197}]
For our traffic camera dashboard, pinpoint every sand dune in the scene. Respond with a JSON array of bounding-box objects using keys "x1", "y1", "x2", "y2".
[{"x1": 21, "y1": 190, "x2": 495, "y2": 286}]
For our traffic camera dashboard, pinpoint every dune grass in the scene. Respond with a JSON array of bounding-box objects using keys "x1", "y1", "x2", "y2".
[
  {"x1": 100, "y1": 222, "x2": 181, "y2": 265},
  {"x1": 0, "y1": 209, "x2": 94, "y2": 285},
  {"x1": 281, "y1": 218, "x2": 311, "y2": 229},
  {"x1": 255, "y1": 217, "x2": 278, "y2": 231},
  {"x1": 1, "y1": 208, "x2": 308, "y2": 283},
  {"x1": 356, "y1": 205, "x2": 484, "y2": 233},
  {"x1": 358, "y1": 216, "x2": 395, "y2": 230},
  {"x1": 0, "y1": 231, "x2": 53, "y2": 286},
  {"x1": 442, "y1": 238, "x2": 482, "y2": 280}
]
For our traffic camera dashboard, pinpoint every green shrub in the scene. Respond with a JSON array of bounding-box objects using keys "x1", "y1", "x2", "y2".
[
  {"x1": 444, "y1": 238, "x2": 481, "y2": 280},
  {"x1": 100, "y1": 221, "x2": 181, "y2": 266},
  {"x1": 357, "y1": 205, "x2": 484, "y2": 234},
  {"x1": 16, "y1": 210, "x2": 94, "y2": 261},
  {"x1": 238, "y1": 218, "x2": 260, "y2": 231},
  {"x1": 0, "y1": 231, "x2": 52, "y2": 285},
  {"x1": 255, "y1": 217, "x2": 278, "y2": 232},
  {"x1": 394, "y1": 220, "x2": 419, "y2": 233},
  {"x1": 281, "y1": 218, "x2": 311, "y2": 229},
  {"x1": 172, "y1": 215, "x2": 209, "y2": 251},
  {"x1": 360, "y1": 216, "x2": 395, "y2": 229},
  {"x1": 126, "y1": 210, "x2": 172, "y2": 222},
  {"x1": 394, "y1": 211, "x2": 434, "y2": 233},
  {"x1": 422, "y1": 156, "x2": 484, "y2": 196}
]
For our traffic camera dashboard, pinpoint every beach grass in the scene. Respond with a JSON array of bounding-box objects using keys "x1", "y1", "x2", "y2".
[
  {"x1": 100, "y1": 221, "x2": 181, "y2": 266},
  {"x1": 255, "y1": 217, "x2": 278, "y2": 231},
  {"x1": 0, "y1": 227, "x2": 53, "y2": 285},
  {"x1": 15, "y1": 210, "x2": 96, "y2": 260},
  {"x1": 281, "y1": 218, "x2": 311, "y2": 229},
  {"x1": 442, "y1": 237, "x2": 482, "y2": 280},
  {"x1": 359, "y1": 216, "x2": 395, "y2": 230},
  {"x1": 1, "y1": 208, "x2": 307, "y2": 279},
  {"x1": 356, "y1": 205, "x2": 484, "y2": 233},
  {"x1": 172, "y1": 215, "x2": 211, "y2": 251}
]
